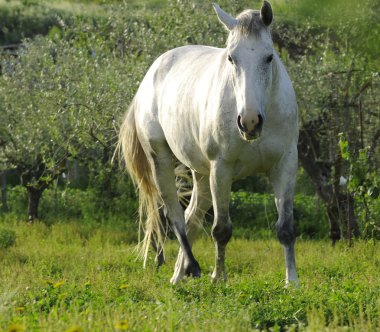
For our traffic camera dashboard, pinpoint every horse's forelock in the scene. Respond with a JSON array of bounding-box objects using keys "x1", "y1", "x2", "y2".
[
  {"x1": 226, "y1": 10, "x2": 270, "y2": 47},
  {"x1": 236, "y1": 9, "x2": 268, "y2": 37}
]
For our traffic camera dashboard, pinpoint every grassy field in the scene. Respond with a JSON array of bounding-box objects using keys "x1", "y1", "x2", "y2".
[{"x1": 0, "y1": 220, "x2": 379, "y2": 331}]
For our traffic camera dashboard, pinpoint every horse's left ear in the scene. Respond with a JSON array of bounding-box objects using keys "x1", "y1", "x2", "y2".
[{"x1": 261, "y1": 0, "x2": 273, "y2": 26}]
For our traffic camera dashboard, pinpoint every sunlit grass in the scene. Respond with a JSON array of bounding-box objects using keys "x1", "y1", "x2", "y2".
[{"x1": 0, "y1": 219, "x2": 379, "y2": 331}]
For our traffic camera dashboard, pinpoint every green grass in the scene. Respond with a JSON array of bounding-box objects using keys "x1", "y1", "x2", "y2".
[{"x1": 0, "y1": 219, "x2": 379, "y2": 331}]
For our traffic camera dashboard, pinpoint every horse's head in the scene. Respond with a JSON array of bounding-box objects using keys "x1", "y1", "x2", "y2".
[{"x1": 214, "y1": 1, "x2": 274, "y2": 141}]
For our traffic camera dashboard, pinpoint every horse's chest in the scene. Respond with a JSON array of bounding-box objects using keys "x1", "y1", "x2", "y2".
[{"x1": 234, "y1": 137, "x2": 287, "y2": 178}]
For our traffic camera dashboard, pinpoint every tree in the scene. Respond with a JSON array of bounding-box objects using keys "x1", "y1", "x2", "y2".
[
  {"x1": 0, "y1": 37, "x2": 75, "y2": 220},
  {"x1": 0, "y1": 22, "x2": 132, "y2": 220},
  {"x1": 288, "y1": 29, "x2": 380, "y2": 242}
]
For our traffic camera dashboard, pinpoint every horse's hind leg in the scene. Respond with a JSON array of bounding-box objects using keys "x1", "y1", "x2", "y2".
[
  {"x1": 148, "y1": 145, "x2": 201, "y2": 279},
  {"x1": 171, "y1": 172, "x2": 212, "y2": 284},
  {"x1": 151, "y1": 207, "x2": 169, "y2": 267},
  {"x1": 269, "y1": 144, "x2": 299, "y2": 286}
]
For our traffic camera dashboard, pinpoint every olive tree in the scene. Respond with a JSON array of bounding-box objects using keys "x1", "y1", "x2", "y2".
[{"x1": 0, "y1": 22, "x2": 133, "y2": 220}]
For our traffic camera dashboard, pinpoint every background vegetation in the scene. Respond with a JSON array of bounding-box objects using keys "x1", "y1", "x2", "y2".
[
  {"x1": 0, "y1": 0, "x2": 379, "y2": 330},
  {"x1": 0, "y1": 0, "x2": 378, "y2": 239}
]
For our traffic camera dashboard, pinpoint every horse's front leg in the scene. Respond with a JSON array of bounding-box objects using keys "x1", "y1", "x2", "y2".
[
  {"x1": 210, "y1": 161, "x2": 233, "y2": 282},
  {"x1": 269, "y1": 144, "x2": 299, "y2": 286}
]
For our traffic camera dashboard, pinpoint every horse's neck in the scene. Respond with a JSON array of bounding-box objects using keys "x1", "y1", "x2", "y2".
[{"x1": 266, "y1": 55, "x2": 298, "y2": 130}]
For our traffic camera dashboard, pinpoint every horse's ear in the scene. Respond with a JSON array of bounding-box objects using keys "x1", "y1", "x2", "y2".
[
  {"x1": 213, "y1": 3, "x2": 238, "y2": 31},
  {"x1": 260, "y1": 0, "x2": 273, "y2": 26}
]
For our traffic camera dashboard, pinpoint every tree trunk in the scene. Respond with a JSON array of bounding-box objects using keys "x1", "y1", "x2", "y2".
[
  {"x1": 1, "y1": 171, "x2": 8, "y2": 213},
  {"x1": 325, "y1": 192, "x2": 360, "y2": 245},
  {"x1": 27, "y1": 187, "x2": 43, "y2": 222},
  {"x1": 298, "y1": 118, "x2": 360, "y2": 243}
]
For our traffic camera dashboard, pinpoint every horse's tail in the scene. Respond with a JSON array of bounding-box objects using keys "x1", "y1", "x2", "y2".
[{"x1": 116, "y1": 100, "x2": 163, "y2": 267}]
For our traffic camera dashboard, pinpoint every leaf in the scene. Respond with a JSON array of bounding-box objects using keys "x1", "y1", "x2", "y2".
[
  {"x1": 338, "y1": 133, "x2": 350, "y2": 160},
  {"x1": 367, "y1": 186, "x2": 379, "y2": 199}
]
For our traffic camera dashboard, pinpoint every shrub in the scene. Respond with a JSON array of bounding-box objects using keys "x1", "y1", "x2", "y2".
[
  {"x1": 0, "y1": 228, "x2": 16, "y2": 249},
  {"x1": 230, "y1": 192, "x2": 329, "y2": 238}
]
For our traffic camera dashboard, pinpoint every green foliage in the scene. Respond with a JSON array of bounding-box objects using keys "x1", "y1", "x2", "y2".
[
  {"x1": 0, "y1": 0, "x2": 379, "y2": 238},
  {"x1": 6, "y1": 184, "x2": 138, "y2": 230},
  {"x1": 0, "y1": 227, "x2": 16, "y2": 249},
  {"x1": 339, "y1": 133, "x2": 380, "y2": 238},
  {"x1": 0, "y1": 3, "x2": 62, "y2": 45},
  {"x1": 276, "y1": 0, "x2": 380, "y2": 67},
  {"x1": 230, "y1": 192, "x2": 329, "y2": 238},
  {"x1": 5, "y1": 186, "x2": 28, "y2": 217},
  {"x1": 5, "y1": 185, "x2": 328, "y2": 240}
]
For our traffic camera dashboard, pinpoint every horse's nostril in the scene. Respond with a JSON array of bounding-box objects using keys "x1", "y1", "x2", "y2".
[
  {"x1": 257, "y1": 114, "x2": 263, "y2": 129},
  {"x1": 237, "y1": 115, "x2": 247, "y2": 132}
]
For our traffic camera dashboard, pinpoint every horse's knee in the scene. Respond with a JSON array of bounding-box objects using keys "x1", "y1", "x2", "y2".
[
  {"x1": 275, "y1": 199, "x2": 296, "y2": 245},
  {"x1": 212, "y1": 217, "x2": 233, "y2": 246},
  {"x1": 276, "y1": 217, "x2": 295, "y2": 245}
]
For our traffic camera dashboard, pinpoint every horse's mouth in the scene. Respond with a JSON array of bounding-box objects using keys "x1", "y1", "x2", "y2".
[{"x1": 239, "y1": 129, "x2": 261, "y2": 141}]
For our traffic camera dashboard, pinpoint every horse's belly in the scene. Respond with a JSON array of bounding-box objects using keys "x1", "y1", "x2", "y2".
[{"x1": 164, "y1": 128, "x2": 210, "y2": 174}]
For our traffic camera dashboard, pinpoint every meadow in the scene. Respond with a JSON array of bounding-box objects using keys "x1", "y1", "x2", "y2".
[
  {"x1": 0, "y1": 220, "x2": 379, "y2": 331},
  {"x1": 0, "y1": 0, "x2": 379, "y2": 331}
]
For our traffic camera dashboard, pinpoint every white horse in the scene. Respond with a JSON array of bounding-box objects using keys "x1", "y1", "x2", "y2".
[{"x1": 119, "y1": 1, "x2": 299, "y2": 286}]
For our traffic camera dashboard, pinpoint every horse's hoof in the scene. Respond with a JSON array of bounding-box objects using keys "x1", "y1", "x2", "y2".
[
  {"x1": 170, "y1": 274, "x2": 183, "y2": 285},
  {"x1": 211, "y1": 270, "x2": 227, "y2": 283},
  {"x1": 155, "y1": 252, "x2": 165, "y2": 269},
  {"x1": 285, "y1": 279, "x2": 299, "y2": 289},
  {"x1": 184, "y1": 260, "x2": 201, "y2": 278}
]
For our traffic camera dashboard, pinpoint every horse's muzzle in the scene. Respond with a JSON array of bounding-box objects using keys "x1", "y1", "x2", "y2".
[{"x1": 237, "y1": 114, "x2": 263, "y2": 141}]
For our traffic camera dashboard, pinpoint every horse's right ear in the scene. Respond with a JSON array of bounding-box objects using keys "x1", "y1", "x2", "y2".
[
  {"x1": 213, "y1": 3, "x2": 238, "y2": 31},
  {"x1": 261, "y1": 0, "x2": 273, "y2": 26}
]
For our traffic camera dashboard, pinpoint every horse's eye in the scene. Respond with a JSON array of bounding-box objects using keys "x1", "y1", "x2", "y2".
[
  {"x1": 227, "y1": 55, "x2": 234, "y2": 64},
  {"x1": 266, "y1": 54, "x2": 273, "y2": 64}
]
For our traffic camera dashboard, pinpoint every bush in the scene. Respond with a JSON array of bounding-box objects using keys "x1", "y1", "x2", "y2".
[
  {"x1": 0, "y1": 3, "x2": 69, "y2": 45},
  {"x1": 230, "y1": 192, "x2": 329, "y2": 238},
  {"x1": 5, "y1": 184, "x2": 138, "y2": 227},
  {"x1": 0, "y1": 228, "x2": 16, "y2": 249}
]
